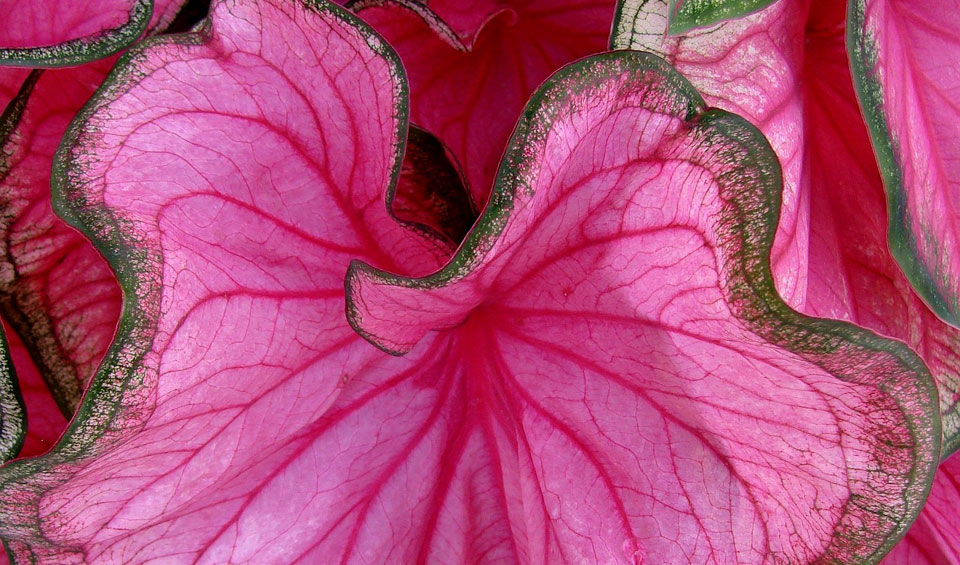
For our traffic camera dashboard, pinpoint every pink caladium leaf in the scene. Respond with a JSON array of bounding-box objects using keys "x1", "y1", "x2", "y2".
[
  {"x1": 612, "y1": 0, "x2": 809, "y2": 308},
  {"x1": 0, "y1": 0, "x2": 151, "y2": 68},
  {"x1": 0, "y1": 0, "x2": 191, "y2": 68},
  {"x1": 1, "y1": 318, "x2": 65, "y2": 459},
  {"x1": 350, "y1": 0, "x2": 615, "y2": 208},
  {"x1": 0, "y1": 1, "x2": 940, "y2": 563},
  {"x1": 0, "y1": 63, "x2": 123, "y2": 417},
  {"x1": 0, "y1": 0, "x2": 449, "y2": 561},
  {"x1": 882, "y1": 454, "x2": 960, "y2": 564},
  {"x1": 347, "y1": 50, "x2": 939, "y2": 562},
  {"x1": 848, "y1": 0, "x2": 960, "y2": 329},
  {"x1": 612, "y1": 0, "x2": 960, "y2": 458}
]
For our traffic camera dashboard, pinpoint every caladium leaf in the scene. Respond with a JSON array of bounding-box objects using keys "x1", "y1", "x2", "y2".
[
  {"x1": 0, "y1": 0, "x2": 151, "y2": 68},
  {"x1": 612, "y1": 0, "x2": 960, "y2": 459},
  {"x1": 348, "y1": 51, "x2": 939, "y2": 562},
  {"x1": 882, "y1": 455, "x2": 960, "y2": 564},
  {"x1": 848, "y1": 0, "x2": 960, "y2": 329},
  {"x1": 0, "y1": 0, "x2": 450, "y2": 561},
  {"x1": 0, "y1": 63, "x2": 123, "y2": 416},
  {"x1": 0, "y1": 1, "x2": 940, "y2": 563},
  {"x1": 0, "y1": 0, "x2": 191, "y2": 68},
  {"x1": 351, "y1": 0, "x2": 614, "y2": 208},
  {"x1": 1, "y1": 318, "x2": 65, "y2": 459},
  {"x1": 612, "y1": 0, "x2": 809, "y2": 308}
]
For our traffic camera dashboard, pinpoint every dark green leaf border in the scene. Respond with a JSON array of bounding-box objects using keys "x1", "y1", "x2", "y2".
[
  {"x1": 665, "y1": 0, "x2": 777, "y2": 35},
  {"x1": 0, "y1": 0, "x2": 151, "y2": 68},
  {"x1": 847, "y1": 0, "x2": 960, "y2": 331},
  {"x1": 347, "y1": 50, "x2": 940, "y2": 562}
]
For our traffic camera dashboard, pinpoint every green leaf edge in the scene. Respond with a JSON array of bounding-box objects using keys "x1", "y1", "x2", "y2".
[
  {"x1": 0, "y1": 326, "x2": 25, "y2": 466},
  {"x1": 0, "y1": 0, "x2": 414, "y2": 556},
  {"x1": 346, "y1": 50, "x2": 940, "y2": 562},
  {"x1": 666, "y1": 0, "x2": 778, "y2": 35},
  {"x1": 0, "y1": 0, "x2": 152, "y2": 68},
  {"x1": 846, "y1": 0, "x2": 960, "y2": 335}
]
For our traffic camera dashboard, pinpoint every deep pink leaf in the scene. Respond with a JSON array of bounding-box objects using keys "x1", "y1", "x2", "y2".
[
  {"x1": 352, "y1": 0, "x2": 614, "y2": 208},
  {"x1": 882, "y1": 455, "x2": 960, "y2": 564},
  {"x1": 0, "y1": 318, "x2": 65, "y2": 459},
  {"x1": 0, "y1": 0, "x2": 151, "y2": 67},
  {"x1": 348, "y1": 51, "x2": 938, "y2": 562},
  {"x1": 848, "y1": 0, "x2": 960, "y2": 328},
  {"x1": 612, "y1": 0, "x2": 960, "y2": 458},
  {"x1": 0, "y1": 63, "x2": 123, "y2": 416}
]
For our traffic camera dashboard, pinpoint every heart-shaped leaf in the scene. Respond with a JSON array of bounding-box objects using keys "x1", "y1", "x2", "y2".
[{"x1": 848, "y1": 0, "x2": 960, "y2": 329}]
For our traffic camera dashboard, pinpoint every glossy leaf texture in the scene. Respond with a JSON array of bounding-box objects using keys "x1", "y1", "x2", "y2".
[
  {"x1": 0, "y1": 0, "x2": 451, "y2": 561},
  {"x1": 848, "y1": 0, "x2": 960, "y2": 329},
  {"x1": 348, "y1": 50, "x2": 938, "y2": 562},
  {"x1": 882, "y1": 454, "x2": 960, "y2": 564},
  {"x1": 611, "y1": 0, "x2": 960, "y2": 458},
  {"x1": 350, "y1": 0, "x2": 615, "y2": 208},
  {"x1": 0, "y1": 63, "x2": 123, "y2": 417}
]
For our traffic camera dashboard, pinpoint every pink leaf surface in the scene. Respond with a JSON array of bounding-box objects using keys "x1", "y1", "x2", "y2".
[
  {"x1": 1, "y1": 318, "x2": 66, "y2": 459},
  {"x1": 0, "y1": 1, "x2": 941, "y2": 563},
  {"x1": 0, "y1": 0, "x2": 151, "y2": 67},
  {"x1": 0, "y1": 63, "x2": 123, "y2": 416},
  {"x1": 0, "y1": 0, "x2": 451, "y2": 561},
  {"x1": 882, "y1": 454, "x2": 960, "y2": 564},
  {"x1": 612, "y1": 0, "x2": 960, "y2": 457},
  {"x1": 611, "y1": 0, "x2": 809, "y2": 309},
  {"x1": 848, "y1": 0, "x2": 960, "y2": 328},
  {"x1": 348, "y1": 51, "x2": 938, "y2": 562},
  {"x1": 351, "y1": 0, "x2": 615, "y2": 208}
]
